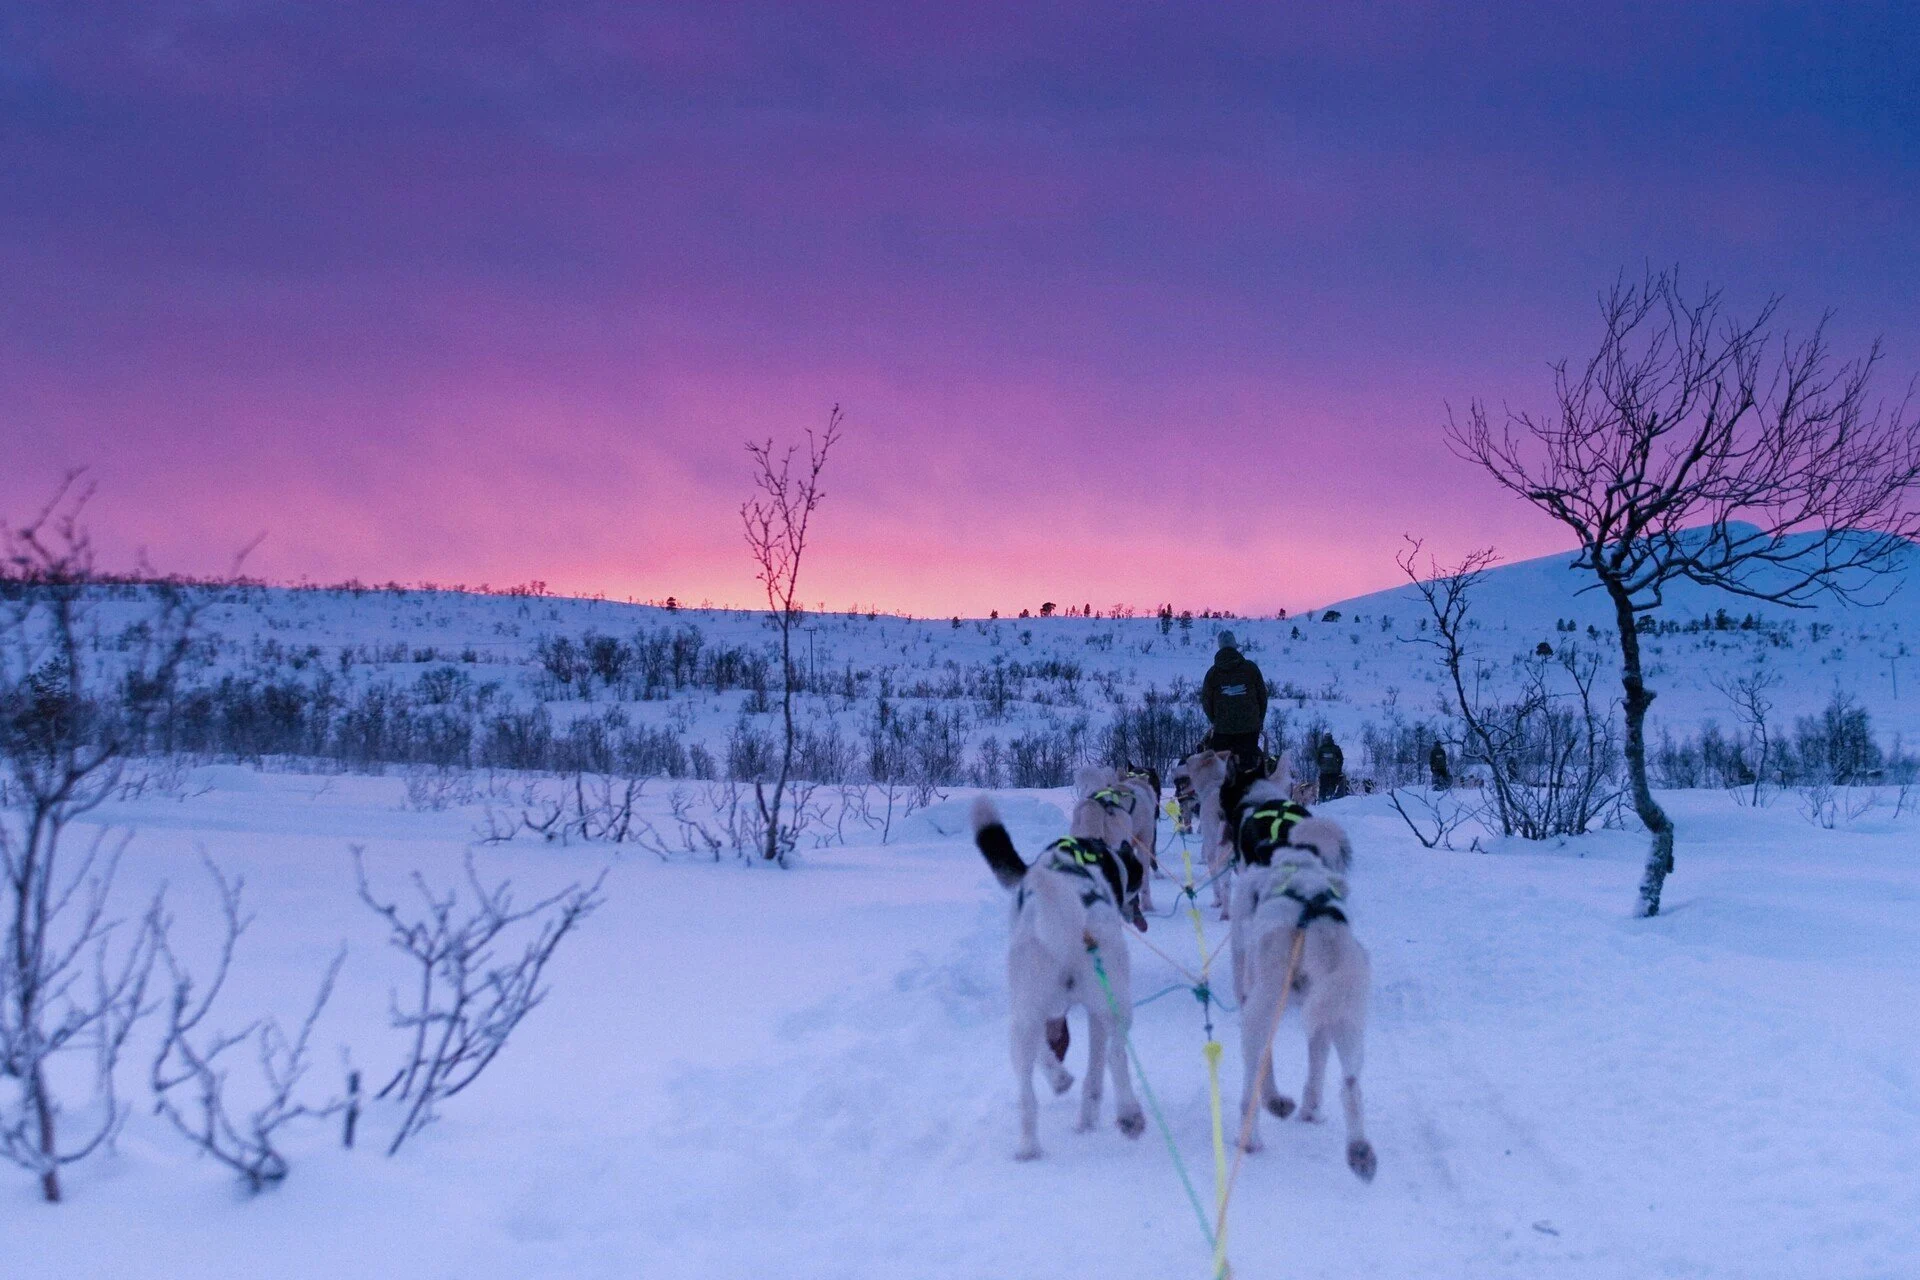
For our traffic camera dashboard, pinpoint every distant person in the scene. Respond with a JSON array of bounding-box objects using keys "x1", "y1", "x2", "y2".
[
  {"x1": 1315, "y1": 733, "x2": 1346, "y2": 801},
  {"x1": 1201, "y1": 631, "x2": 1267, "y2": 777},
  {"x1": 1429, "y1": 741, "x2": 1451, "y2": 790}
]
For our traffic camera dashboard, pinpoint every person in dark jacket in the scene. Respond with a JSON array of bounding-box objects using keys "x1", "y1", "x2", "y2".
[
  {"x1": 1315, "y1": 734, "x2": 1346, "y2": 800},
  {"x1": 1201, "y1": 631, "x2": 1267, "y2": 777},
  {"x1": 1429, "y1": 741, "x2": 1451, "y2": 790}
]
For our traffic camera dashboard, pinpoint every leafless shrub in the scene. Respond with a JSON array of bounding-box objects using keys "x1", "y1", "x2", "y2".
[
  {"x1": 1796, "y1": 777, "x2": 1839, "y2": 829},
  {"x1": 635, "y1": 784, "x2": 727, "y2": 860},
  {"x1": 0, "y1": 480, "x2": 195, "y2": 1201},
  {"x1": 403, "y1": 764, "x2": 477, "y2": 812},
  {"x1": 353, "y1": 847, "x2": 604, "y2": 1154},
  {"x1": 150, "y1": 860, "x2": 345, "y2": 1191},
  {"x1": 1399, "y1": 542, "x2": 1621, "y2": 839},
  {"x1": 476, "y1": 773, "x2": 646, "y2": 845},
  {"x1": 1385, "y1": 787, "x2": 1476, "y2": 850},
  {"x1": 115, "y1": 756, "x2": 208, "y2": 803},
  {"x1": 1796, "y1": 779, "x2": 1879, "y2": 830},
  {"x1": 1887, "y1": 745, "x2": 1920, "y2": 819}
]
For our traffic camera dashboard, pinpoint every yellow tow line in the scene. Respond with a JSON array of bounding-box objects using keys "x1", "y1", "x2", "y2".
[{"x1": 1166, "y1": 798, "x2": 1235, "y2": 1280}]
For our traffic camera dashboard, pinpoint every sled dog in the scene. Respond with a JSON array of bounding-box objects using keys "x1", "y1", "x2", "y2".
[
  {"x1": 1073, "y1": 764, "x2": 1162, "y2": 917},
  {"x1": 1178, "y1": 748, "x2": 1294, "y2": 918},
  {"x1": 972, "y1": 797, "x2": 1147, "y2": 1160},
  {"x1": 1228, "y1": 813, "x2": 1376, "y2": 1180}
]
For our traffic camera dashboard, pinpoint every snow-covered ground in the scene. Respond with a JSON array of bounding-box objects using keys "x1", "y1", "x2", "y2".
[{"x1": 10, "y1": 767, "x2": 1917, "y2": 1279}]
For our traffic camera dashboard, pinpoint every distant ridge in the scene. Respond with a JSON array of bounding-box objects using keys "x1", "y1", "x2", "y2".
[{"x1": 1315, "y1": 527, "x2": 1920, "y2": 632}]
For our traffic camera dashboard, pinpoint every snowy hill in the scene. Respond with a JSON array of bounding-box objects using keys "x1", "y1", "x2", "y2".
[
  {"x1": 1320, "y1": 524, "x2": 1920, "y2": 635},
  {"x1": 66, "y1": 531, "x2": 1920, "y2": 791}
]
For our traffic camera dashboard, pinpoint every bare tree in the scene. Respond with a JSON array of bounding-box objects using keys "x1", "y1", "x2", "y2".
[
  {"x1": 0, "y1": 480, "x2": 195, "y2": 1200},
  {"x1": 1712, "y1": 667, "x2": 1781, "y2": 807},
  {"x1": 741, "y1": 406, "x2": 842, "y2": 864},
  {"x1": 150, "y1": 860, "x2": 345, "y2": 1192},
  {"x1": 1450, "y1": 270, "x2": 1920, "y2": 915},
  {"x1": 354, "y1": 847, "x2": 604, "y2": 1154}
]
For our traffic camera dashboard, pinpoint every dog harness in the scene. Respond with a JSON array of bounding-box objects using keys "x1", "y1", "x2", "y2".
[
  {"x1": 1248, "y1": 858, "x2": 1351, "y2": 928},
  {"x1": 1089, "y1": 786, "x2": 1138, "y2": 815},
  {"x1": 1035, "y1": 836, "x2": 1142, "y2": 911},
  {"x1": 1234, "y1": 799, "x2": 1313, "y2": 866}
]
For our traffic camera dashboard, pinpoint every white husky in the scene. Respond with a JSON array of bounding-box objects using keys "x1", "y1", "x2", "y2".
[
  {"x1": 972, "y1": 796, "x2": 1147, "y2": 1160},
  {"x1": 1179, "y1": 748, "x2": 1294, "y2": 918},
  {"x1": 1072, "y1": 764, "x2": 1161, "y2": 918},
  {"x1": 1230, "y1": 814, "x2": 1376, "y2": 1180}
]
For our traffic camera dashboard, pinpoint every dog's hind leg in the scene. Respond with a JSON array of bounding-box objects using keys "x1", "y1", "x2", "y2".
[
  {"x1": 1211, "y1": 860, "x2": 1233, "y2": 919},
  {"x1": 1041, "y1": 1017, "x2": 1074, "y2": 1093},
  {"x1": 1099, "y1": 975, "x2": 1145, "y2": 1139},
  {"x1": 1299, "y1": 1022, "x2": 1331, "y2": 1124},
  {"x1": 1332, "y1": 1020, "x2": 1375, "y2": 1181},
  {"x1": 1237, "y1": 974, "x2": 1288, "y2": 1151},
  {"x1": 1075, "y1": 1002, "x2": 1107, "y2": 1132},
  {"x1": 1011, "y1": 1016, "x2": 1047, "y2": 1160}
]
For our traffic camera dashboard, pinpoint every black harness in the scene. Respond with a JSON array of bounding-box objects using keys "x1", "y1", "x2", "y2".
[
  {"x1": 1234, "y1": 799, "x2": 1314, "y2": 867},
  {"x1": 1281, "y1": 886, "x2": 1348, "y2": 927},
  {"x1": 1022, "y1": 836, "x2": 1141, "y2": 912}
]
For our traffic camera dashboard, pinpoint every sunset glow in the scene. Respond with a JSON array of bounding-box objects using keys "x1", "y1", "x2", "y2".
[{"x1": 5, "y1": 3, "x2": 1915, "y2": 613}]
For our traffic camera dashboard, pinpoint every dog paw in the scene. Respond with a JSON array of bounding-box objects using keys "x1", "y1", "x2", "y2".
[
  {"x1": 1014, "y1": 1143, "x2": 1042, "y2": 1162},
  {"x1": 1347, "y1": 1140, "x2": 1377, "y2": 1182},
  {"x1": 1238, "y1": 1133, "x2": 1264, "y2": 1154},
  {"x1": 1047, "y1": 1070, "x2": 1075, "y2": 1096},
  {"x1": 1297, "y1": 1106, "x2": 1323, "y2": 1124},
  {"x1": 1266, "y1": 1094, "x2": 1296, "y2": 1119},
  {"x1": 1117, "y1": 1109, "x2": 1146, "y2": 1139}
]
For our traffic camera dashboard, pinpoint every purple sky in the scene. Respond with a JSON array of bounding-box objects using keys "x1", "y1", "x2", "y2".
[{"x1": 4, "y1": 2, "x2": 1915, "y2": 613}]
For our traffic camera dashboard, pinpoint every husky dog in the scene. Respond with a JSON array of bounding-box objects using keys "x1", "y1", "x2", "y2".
[
  {"x1": 1179, "y1": 749, "x2": 1293, "y2": 918},
  {"x1": 1229, "y1": 813, "x2": 1375, "y2": 1181},
  {"x1": 1119, "y1": 762, "x2": 1163, "y2": 904},
  {"x1": 972, "y1": 797, "x2": 1147, "y2": 1160},
  {"x1": 1171, "y1": 763, "x2": 1202, "y2": 836},
  {"x1": 1073, "y1": 764, "x2": 1162, "y2": 918}
]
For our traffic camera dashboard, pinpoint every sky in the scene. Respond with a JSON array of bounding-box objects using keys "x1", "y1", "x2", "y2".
[{"x1": 3, "y1": 2, "x2": 1916, "y2": 616}]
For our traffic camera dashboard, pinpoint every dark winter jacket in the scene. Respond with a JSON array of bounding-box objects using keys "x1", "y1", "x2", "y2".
[
  {"x1": 1315, "y1": 737, "x2": 1345, "y2": 779},
  {"x1": 1201, "y1": 648, "x2": 1268, "y2": 736}
]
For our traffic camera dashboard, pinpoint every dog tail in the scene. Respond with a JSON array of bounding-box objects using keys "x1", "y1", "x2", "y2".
[
  {"x1": 1073, "y1": 763, "x2": 1115, "y2": 799},
  {"x1": 972, "y1": 796, "x2": 1027, "y2": 890}
]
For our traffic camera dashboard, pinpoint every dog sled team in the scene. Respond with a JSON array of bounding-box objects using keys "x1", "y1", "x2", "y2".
[{"x1": 971, "y1": 746, "x2": 1377, "y2": 1182}]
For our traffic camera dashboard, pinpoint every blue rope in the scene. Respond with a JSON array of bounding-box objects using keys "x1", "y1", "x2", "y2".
[
  {"x1": 1088, "y1": 944, "x2": 1217, "y2": 1252},
  {"x1": 1131, "y1": 982, "x2": 1189, "y2": 1009}
]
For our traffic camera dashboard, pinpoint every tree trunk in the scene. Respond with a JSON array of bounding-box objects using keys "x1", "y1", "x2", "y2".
[
  {"x1": 32, "y1": 1062, "x2": 60, "y2": 1202},
  {"x1": 764, "y1": 608, "x2": 796, "y2": 863},
  {"x1": 1608, "y1": 583, "x2": 1675, "y2": 916}
]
